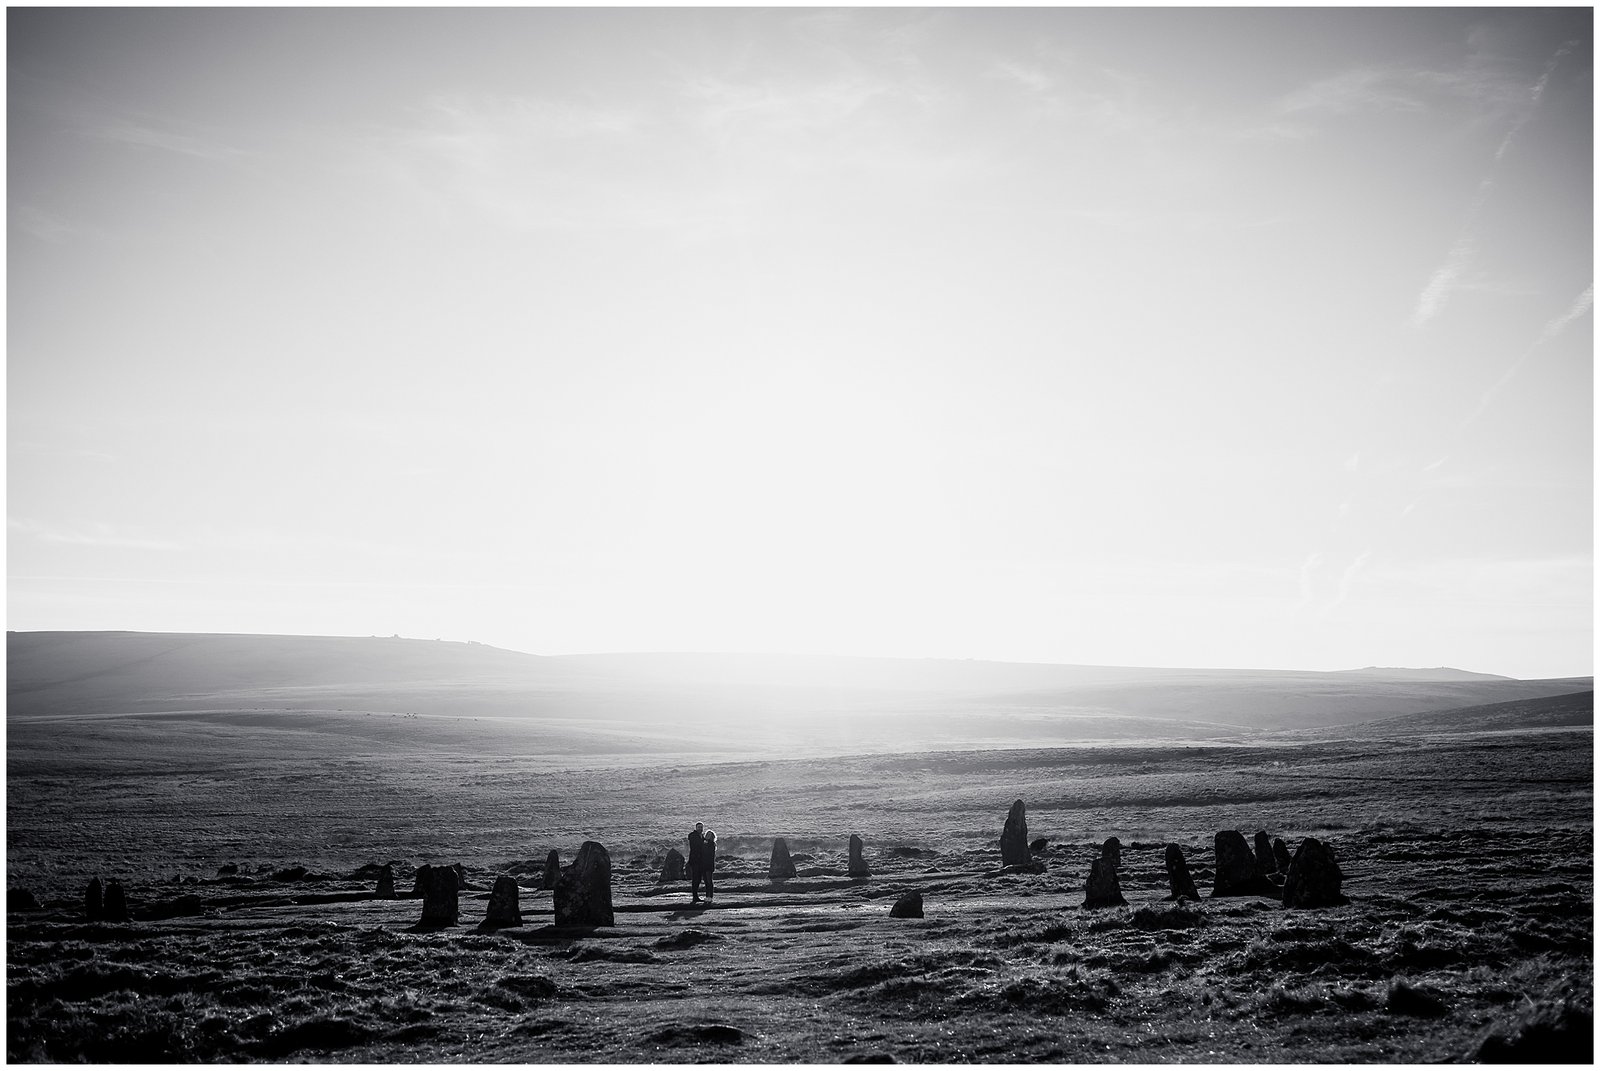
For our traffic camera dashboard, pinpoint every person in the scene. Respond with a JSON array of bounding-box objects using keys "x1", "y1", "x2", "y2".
[
  {"x1": 701, "y1": 829, "x2": 717, "y2": 903},
  {"x1": 687, "y1": 822, "x2": 706, "y2": 903}
]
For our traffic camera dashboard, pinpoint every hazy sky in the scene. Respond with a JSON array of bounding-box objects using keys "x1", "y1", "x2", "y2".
[{"x1": 9, "y1": 7, "x2": 1592, "y2": 678}]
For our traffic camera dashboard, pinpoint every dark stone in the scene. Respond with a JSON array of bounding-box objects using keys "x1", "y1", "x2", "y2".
[
  {"x1": 103, "y1": 879, "x2": 129, "y2": 922},
  {"x1": 85, "y1": 877, "x2": 104, "y2": 920},
  {"x1": 451, "y1": 863, "x2": 469, "y2": 889},
  {"x1": 660, "y1": 848, "x2": 686, "y2": 883},
  {"x1": 769, "y1": 838, "x2": 797, "y2": 883},
  {"x1": 554, "y1": 841, "x2": 614, "y2": 927},
  {"x1": 1272, "y1": 837, "x2": 1293, "y2": 874},
  {"x1": 482, "y1": 874, "x2": 523, "y2": 928},
  {"x1": 848, "y1": 834, "x2": 869, "y2": 877},
  {"x1": 410, "y1": 864, "x2": 433, "y2": 899},
  {"x1": 1102, "y1": 836, "x2": 1123, "y2": 871},
  {"x1": 889, "y1": 890, "x2": 924, "y2": 918},
  {"x1": 999, "y1": 799, "x2": 1031, "y2": 867},
  {"x1": 1211, "y1": 831, "x2": 1279, "y2": 897},
  {"x1": 1165, "y1": 843, "x2": 1201, "y2": 901},
  {"x1": 1254, "y1": 831, "x2": 1277, "y2": 874},
  {"x1": 542, "y1": 850, "x2": 560, "y2": 890},
  {"x1": 1029, "y1": 837, "x2": 1050, "y2": 852},
  {"x1": 418, "y1": 866, "x2": 459, "y2": 928},
  {"x1": 216, "y1": 863, "x2": 238, "y2": 876},
  {"x1": 272, "y1": 866, "x2": 308, "y2": 883},
  {"x1": 1282, "y1": 837, "x2": 1348, "y2": 908},
  {"x1": 1083, "y1": 856, "x2": 1127, "y2": 909},
  {"x1": 376, "y1": 864, "x2": 395, "y2": 900},
  {"x1": 9, "y1": 888, "x2": 39, "y2": 912}
]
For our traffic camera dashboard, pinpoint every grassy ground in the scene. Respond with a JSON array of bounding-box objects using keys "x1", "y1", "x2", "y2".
[{"x1": 6, "y1": 717, "x2": 1593, "y2": 1063}]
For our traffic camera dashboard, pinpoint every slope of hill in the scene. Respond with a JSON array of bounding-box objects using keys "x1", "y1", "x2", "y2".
[{"x1": 1292, "y1": 689, "x2": 1594, "y2": 740}]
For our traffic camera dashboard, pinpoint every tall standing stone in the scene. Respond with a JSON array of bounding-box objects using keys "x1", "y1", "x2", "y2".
[
  {"x1": 1254, "y1": 831, "x2": 1277, "y2": 875},
  {"x1": 85, "y1": 877, "x2": 104, "y2": 921},
  {"x1": 1211, "y1": 831, "x2": 1279, "y2": 897},
  {"x1": 1083, "y1": 855, "x2": 1127, "y2": 908},
  {"x1": 660, "y1": 848, "x2": 686, "y2": 883},
  {"x1": 554, "y1": 841, "x2": 614, "y2": 927},
  {"x1": 999, "y1": 800, "x2": 1031, "y2": 867},
  {"x1": 541, "y1": 850, "x2": 560, "y2": 890},
  {"x1": 1282, "y1": 838, "x2": 1348, "y2": 908},
  {"x1": 483, "y1": 874, "x2": 523, "y2": 928},
  {"x1": 848, "y1": 834, "x2": 870, "y2": 878},
  {"x1": 103, "y1": 879, "x2": 129, "y2": 922},
  {"x1": 1272, "y1": 837, "x2": 1293, "y2": 875},
  {"x1": 1165, "y1": 844, "x2": 1201, "y2": 901},
  {"x1": 376, "y1": 864, "x2": 395, "y2": 899},
  {"x1": 1102, "y1": 836, "x2": 1123, "y2": 871},
  {"x1": 769, "y1": 838, "x2": 798, "y2": 883},
  {"x1": 418, "y1": 866, "x2": 459, "y2": 928}
]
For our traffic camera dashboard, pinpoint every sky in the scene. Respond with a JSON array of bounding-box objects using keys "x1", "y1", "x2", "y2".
[{"x1": 8, "y1": 7, "x2": 1593, "y2": 679}]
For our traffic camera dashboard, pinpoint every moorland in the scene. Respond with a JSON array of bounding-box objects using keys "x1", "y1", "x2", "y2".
[{"x1": 6, "y1": 631, "x2": 1593, "y2": 1062}]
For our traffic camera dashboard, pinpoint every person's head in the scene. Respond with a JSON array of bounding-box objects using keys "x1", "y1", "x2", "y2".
[
  {"x1": 704, "y1": 830, "x2": 716, "y2": 844},
  {"x1": 694, "y1": 822, "x2": 704, "y2": 833}
]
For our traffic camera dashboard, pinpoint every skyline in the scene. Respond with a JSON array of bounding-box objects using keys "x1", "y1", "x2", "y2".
[{"x1": 8, "y1": 7, "x2": 1593, "y2": 680}]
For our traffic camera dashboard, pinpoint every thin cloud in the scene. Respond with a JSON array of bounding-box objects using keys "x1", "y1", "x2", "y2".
[
  {"x1": 1465, "y1": 284, "x2": 1594, "y2": 425},
  {"x1": 84, "y1": 121, "x2": 249, "y2": 162},
  {"x1": 9, "y1": 519, "x2": 186, "y2": 552}
]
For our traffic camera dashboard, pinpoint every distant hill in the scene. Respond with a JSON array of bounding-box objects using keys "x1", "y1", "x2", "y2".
[
  {"x1": 6, "y1": 632, "x2": 1592, "y2": 752},
  {"x1": 1299, "y1": 690, "x2": 1594, "y2": 739}
]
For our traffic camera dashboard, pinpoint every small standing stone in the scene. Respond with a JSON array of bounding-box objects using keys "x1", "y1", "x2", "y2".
[
  {"x1": 376, "y1": 864, "x2": 395, "y2": 899},
  {"x1": 999, "y1": 799, "x2": 1031, "y2": 867},
  {"x1": 1165, "y1": 844, "x2": 1201, "y2": 901},
  {"x1": 1102, "y1": 836, "x2": 1123, "y2": 871},
  {"x1": 770, "y1": 838, "x2": 798, "y2": 882},
  {"x1": 103, "y1": 879, "x2": 129, "y2": 922},
  {"x1": 660, "y1": 848, "x2": 686, "y2": 883},
  {"x1": 889, "y1": 890, "x2": 924, "y2": 918},
  {"x1": 1254, "y1": 831, "x2": 1277, "y2": 875},
  {"x1": 85, "y1": 877, "x2": 104, "y2": 921},
  {"x1": 1211, "y1": 831, "x2": 1279, "y2": 897},
  {"x1": 848, "y1": 834, "x2": 870, "y2": 878},
  {"x1": 1083, "y1": 855, "x2": 1127, "y2": 908},
  {"x1": 418, "y1": 866, "x2": 459, "y2": 928},
  {"x1": 1282, "y1": 837, "x2": 1348, "y2": 908},
  {"x1": 1272, "y1": 837, "x2": 1293, "y2": 874},
  {"x1": 541, "y1": 850, "x2": 560, "y2": 890},
  {"x1": 554, "y1": 841, "x2": 614, "y2": 927},
  {"x1": 483, "y1": 874, "x2": 523, "y2": 928}
]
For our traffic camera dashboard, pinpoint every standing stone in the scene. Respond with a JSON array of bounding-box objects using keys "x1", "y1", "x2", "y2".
[
  {"x1": 1102, "y1": 836, "x2": 1123, "y2": 871},
  {"x1": 1083, "y1": 855, "x2": 1128, "y2": 908},
  {"x1": 1165, "y1": 844, "x2": 1201, "y2": 901},
  {"x1": 376, "y1": 864, "x2": 395, "y2": 899},
  {"x1": 848, "y1": 835, "x2": 870, "y2": 878},
  {"x1": 889, "y1": 890, "x2": 924, "y2": 918},
  {"x1": 483, "y1": 874, "x2": 523, "y2": 928},
  {"x1": 1211, "y1": 831, "x2": 1279, "y2": 897},
  {"x1": 411, "y1": 863, "x2": 432, "y2": 899},
  {"x1": 85, "y1": 877, "x2": 104, "y2": 920},
  {"x1": 541, "y1": 850, "x2": 560, "y2": 890},
  {"x1": 553, "y1": 841, "x2": 614, "y2": 927},
  {"x1": 103, "y1": 879, "x2": 129, "y2": 922},
  {"x1": 451, "y1": 864, "x2": 469, "y2": 890},
  {"x1": 1272, "y1": 837, "x2": 1293, "y2": 875},
  {"x1": 999, "y1": 800, "x2": 1031, "y2": 867},
  {"x1": 418, "y1": 866, "x2": 459, "y2": 927},
  {"x1": 1254, "y1": 831, "x2": 1277, "y2": 875},
  {"x1": 659, "y1": 848, "x2": 686, "y2": 883},
  {"x1": 769, "y1": 838, "x2": 798, "y2": 883},
  {"x1": 1282, "y1": 837, "x2": 1348, "y2": 908}
]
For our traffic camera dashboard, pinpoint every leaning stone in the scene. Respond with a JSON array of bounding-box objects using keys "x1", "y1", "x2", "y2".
[
  {"x1": 999, "y1": 799, "x2": 1031, "y2": 867},
  {"x1": 103, "y1": 879, "x2": 129, "y2": 922},
  {"x1": 769, "y1": 838, "x2": 798, "y2": 883},
  {"x1": 1102, "y1": 836, "x2": 1123, "y2": 871},
  {"x1": 660, "y1": 848, "x2": 686, "y2": 883},
  {"x1": 1165, "y1": 844, "x2": 1201, "y2": 901},
  {"x1": 848, "y1": 835, "x2": 870, "y2": 878},
  {"x1": 85, "y1": 877, "x2": 104, "y2": 920},
  {"x1": 554, "y1": 841, "x2": 614, "y2": 927},
  {"x1": 1282, "y1": 837, "x2": 1348, "y2": 908},
  {"x1": 1083, "y1": 856, "x2": 1127, "y2": 909},
  {"x1": 1254, "y1": 831, "x2": 1277, "y2": 874},
  {"x1": 482, "y1": 874, "x2": 523, "y2": 928},
  {"x1": 376, "y1": 864, "x2": 395, "y2": 899},
  {"x1": 542, "y1": 850, "x2": 560, "y2": 890},
  {"x1": 1273, "y1": 837, "x2": 1293, "y2": 874},
  {"x1": 416, "y1": 866, "x2": 459, "y2": 928},
  {"x1": 889, "y1": 891, "x2": 924, "y2": 918},
  {"x1": 9, "y1": 889, "x2": 39, "y2": 912},
  {"x1": 1211, "y1": 831, "x2": 1279, "y2": 897}
]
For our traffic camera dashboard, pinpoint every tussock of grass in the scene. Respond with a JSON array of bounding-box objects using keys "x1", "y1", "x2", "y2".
[
  {"x1": 1385, "y1": 979, "x2": 1449, "y2": 1018},
  {"x1": 1130, "y1": 903, "x2": 1205, "y2": 931}
]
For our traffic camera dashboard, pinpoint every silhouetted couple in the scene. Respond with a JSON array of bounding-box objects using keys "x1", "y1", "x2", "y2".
[{"x1": 687, "y1": 821, "x2": 717, "y2": 904}]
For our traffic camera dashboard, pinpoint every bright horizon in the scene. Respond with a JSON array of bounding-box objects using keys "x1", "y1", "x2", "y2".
[{"x1": 9, "y1": 8, "x2": 1593, "y2": 682}]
